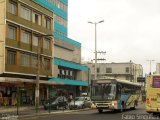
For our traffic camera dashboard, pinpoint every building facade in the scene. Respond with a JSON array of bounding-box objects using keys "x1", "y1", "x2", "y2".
[
  {"x1": 0, "y1": 0, "x2": 56, "y2": 106},
  {"x1": 0, "y1": 0, "x2": 89, "y2": 106},
  {"x1": 34, "y1": 0, "x2": 89, "y2": 97},
  {"x1": 85, "y1": 61, "x2": 143, "y2": 83}
]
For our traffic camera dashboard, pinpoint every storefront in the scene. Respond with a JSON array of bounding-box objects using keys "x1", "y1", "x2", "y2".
[
  {"x1": 0, "y1": 83, "x2": 17, "y2": 106},
  {"x1": 0, "y1": 77, "x2": 58, "y2": 106},
  {"x1": 48, "y1": 78, "x2": 89, "y2": 99}
]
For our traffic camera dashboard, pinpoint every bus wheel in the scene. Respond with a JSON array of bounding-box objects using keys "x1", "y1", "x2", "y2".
[
  {"x1": 133, "y1": 102, "x2": 136, "y2": 110},
  {"x1": 120, "y1": 104, "x2": 124, "y2": 112},
  {"x1": 98, "y1": 109, "x2": 103, "y2": 113}
]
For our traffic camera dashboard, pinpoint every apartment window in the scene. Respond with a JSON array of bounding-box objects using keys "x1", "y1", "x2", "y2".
[
  {"x1": 31, "y1": 56, "x2": 38, "y2": 68},
  {"x1": 9, "y1": 1, "x2": 17, "y2": 15},
  {"x1": 126, "y1": 76, "x2": 130, "y2": 80},
  {"x1": 32, "y1": 12, "x2": 41, "y2": 25},
  {"x1": 21, "y1": 30, "x2": 30, "y2": 44},
  {"x1": 7, "y1": 50, "x2": 16, "y2": 65},
  {"x1": 44, "y1": 39, "x2": 50, "y2": 49},
  {"x1": 106, "y1": 68, "x2": 112, "y2": 73},
  {"x1": 32, "y1": 35, "x2": 39, "y2": 46},
  {"x1": 8, "y1": 25, "x2": 16, "y2": 40},
  {"x1": 20, "y1": 53, "x2": 30, "y2": 67},
  {"x1": 126, "y1": 67, "x2": 130, "y2": 73},
  {"x1": 45, "y1": 17, "x2": 51, "y2": 29},
  {"x1": 59, "y1": 69, "x2": 62, "y2": 74},
  {"x1": 20, "y1": 6, "x2": 31, "y2": 21},
  {"x1": 97, "y1": 68, "x2": 100, "y2": 73},
  {"x1": 44, "y1": 58, "x2": 50, "y2": 70}
]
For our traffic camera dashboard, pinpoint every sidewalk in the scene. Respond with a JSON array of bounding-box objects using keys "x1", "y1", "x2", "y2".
[
  {"x1": 0, "y1": 105, "x2": 37, "y2": 113},
  {"x1": 0, "y1": 105, "x2": 91, "y2": 119},
  {"x1": 0, "y1": 103, "x2": 145, "y2": 119}
]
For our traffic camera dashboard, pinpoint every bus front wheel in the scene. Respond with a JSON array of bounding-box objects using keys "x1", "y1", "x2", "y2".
[
  {"x1": 132, "y1": 102, "x2": 136, "y2": 110},
  {"x1": 120, "y1": 104, "x2": 124, "y2": 112},
  {"x1": 98, "y1": 109, "x2": 103, "y2": 113},
  {"x1": 132, "y1": 101, "x2": 138, "y2": 110}
]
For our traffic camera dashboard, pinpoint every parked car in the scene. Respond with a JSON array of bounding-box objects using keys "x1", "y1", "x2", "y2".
[
  {"x1": 69, "y1": 96, "x2": 92, "y2": 109},
  {"x1": 44, "y1": 96, "x2": 68, "y2": 110}
]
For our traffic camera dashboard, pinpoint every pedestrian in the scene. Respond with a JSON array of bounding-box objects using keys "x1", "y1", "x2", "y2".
[
  {"x1": 30, "y1": 96, "x2": 34, "y2": 105},
  {"x1": 68, "y1": 93, "x2": 73, "y2": 102}
]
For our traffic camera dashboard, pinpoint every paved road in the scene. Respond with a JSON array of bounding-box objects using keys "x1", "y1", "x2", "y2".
[{"x1": 6, "y1": 103, "x2": 160, "y2": 120}]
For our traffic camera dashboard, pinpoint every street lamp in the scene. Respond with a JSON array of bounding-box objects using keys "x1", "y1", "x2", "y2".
[
  {"x1": 147, "y1": 60, "x2": 155, "y2": 75},
  {"x1": 35, "y1": 34, "x2": 53, "y2": 113},
  {"x1": 88, "y1": 20, "x2": 104, "y2": 81}
]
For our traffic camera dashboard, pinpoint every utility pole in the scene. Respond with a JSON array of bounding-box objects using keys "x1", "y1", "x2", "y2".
[
  {"x1": 88, "y1": 20, "x2": 104, "y2": 80},
  {"x1": 94, "y1": 51, "x2": 106, "y2": 63},
  {"x1": 35, "y1": 36, "x2": 41, "y2": 113},
  {"x1": 147, "y1": 60, "x2": 155, "y2": 75},
  {"x1": 35, "y1": 34, "x2": 53, "y2": 113}
]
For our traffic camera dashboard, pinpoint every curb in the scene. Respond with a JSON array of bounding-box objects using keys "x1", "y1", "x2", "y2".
[{"x1": 18, "y1": 108, "x2": 92, "y2": 119}]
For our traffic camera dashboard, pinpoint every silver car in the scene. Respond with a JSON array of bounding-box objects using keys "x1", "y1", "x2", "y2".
[{"x1": 69, "y1": 97, "x2": 92, "y2": 109}]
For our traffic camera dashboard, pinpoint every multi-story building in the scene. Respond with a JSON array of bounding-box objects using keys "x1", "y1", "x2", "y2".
[
  {"x1": 0, "y1": 0, "x2": 55, "y2": 106},
  {"x1": 0, "y1": 0, "x2": 89, "y2": 106},
  {"x1": 85, "y1": 61, "x2": 143, "y2": 83},
  {"x1": 34, "y1": 0, "x2": 89, "y2": 97}
]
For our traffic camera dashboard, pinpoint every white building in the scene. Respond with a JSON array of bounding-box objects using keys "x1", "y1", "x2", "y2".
[{"x1": 85, "y1": 61, "x2": 143, "y2": 83}]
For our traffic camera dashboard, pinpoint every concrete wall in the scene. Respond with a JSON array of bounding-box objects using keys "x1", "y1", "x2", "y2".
[
  {"x1": 54, "y1": 45, "x2": 81, "y2": 64},
  {"x1": 76, "y1": 71, "x2": 88, "y2": 81},
  {"x1": 53, "y1": 65, "x2": 59, "y2": 78},
  {"x1": 0, "y1": 0, "x2": 6, "y2": 74},
  {"x1": 85, "y1": 62, "x2": 143, "y2": 83}
]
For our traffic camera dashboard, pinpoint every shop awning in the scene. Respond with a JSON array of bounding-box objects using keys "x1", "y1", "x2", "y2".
[
  {"x1": 0, "y1": 77, "x2": 59, "y2": 85},
  {"x1": 49, "y1": 78, "x2": 88, "y2": 86},
  {"x1": 54, "y1": 58, "x2": 88, "y2": 71}
]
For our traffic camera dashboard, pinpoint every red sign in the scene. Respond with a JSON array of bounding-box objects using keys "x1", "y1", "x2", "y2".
[{"x1": 153, "y1": 76, "x2": 160, "y2": 88}]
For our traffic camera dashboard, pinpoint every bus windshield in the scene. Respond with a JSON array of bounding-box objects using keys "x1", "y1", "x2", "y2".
[{"x1": 92, "y1": 83, "x2": 116, "y2": 101}]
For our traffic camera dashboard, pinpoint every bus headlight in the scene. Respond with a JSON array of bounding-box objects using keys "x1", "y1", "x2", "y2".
[
  {"x1": 146, "y1": 98, "x2": 151, "y2": 107},
  {"x1": 112, "y1": 101, "x2": 117, "y2": 108}
]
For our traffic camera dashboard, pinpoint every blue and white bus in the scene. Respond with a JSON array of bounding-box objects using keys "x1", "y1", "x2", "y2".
[{"x1": 91, "y1": 77, "x2": 142, "y2": 113}]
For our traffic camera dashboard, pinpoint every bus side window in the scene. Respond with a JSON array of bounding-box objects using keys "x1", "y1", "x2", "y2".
[{"x1": 117, "y1": 84, "x2": 122, "y2": 93}]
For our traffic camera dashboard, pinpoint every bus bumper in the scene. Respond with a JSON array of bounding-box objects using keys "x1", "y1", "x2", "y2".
[
  {"x1": 146, "y1": 106, "x2": 160, "y2": 113},
  {"x1": 96, "y1": 105, "x2": 115, "y2": 110}
]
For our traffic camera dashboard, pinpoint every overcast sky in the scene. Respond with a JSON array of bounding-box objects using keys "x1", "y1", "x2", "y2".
[{"x1": 67, "y1": 0, "x2": 160, "y2": 75}]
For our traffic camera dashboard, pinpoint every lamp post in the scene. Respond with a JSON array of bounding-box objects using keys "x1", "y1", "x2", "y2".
[
  {"x1": 88, "y1": 20, "x2": 104, "y2": 81},
  {"x1": 35, "y1": 34, "x2": 53, "y2": 113},
  {"x1": 147, "y1": 60, "x2": 155, "y2": 75}
]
